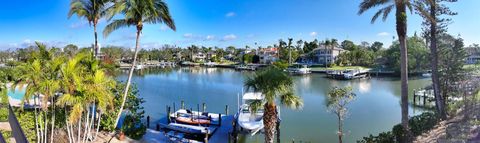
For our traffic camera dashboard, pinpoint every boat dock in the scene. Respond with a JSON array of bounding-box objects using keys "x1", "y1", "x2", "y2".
[{"x1": 143, "y1": 115, "x2": 233, "y2": 143}]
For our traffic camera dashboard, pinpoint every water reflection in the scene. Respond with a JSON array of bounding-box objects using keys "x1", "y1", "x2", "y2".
[{"x1": 116, "y1": 67, "x2": 431, "y2": 143}]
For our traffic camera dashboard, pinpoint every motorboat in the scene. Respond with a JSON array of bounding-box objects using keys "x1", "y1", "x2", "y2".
[
  {"x1": 236, "y1": 92, "x2": 264, "y2": 134},
  {"x1": 286, "y1": 64, "x2": 311, "y2": 75}
]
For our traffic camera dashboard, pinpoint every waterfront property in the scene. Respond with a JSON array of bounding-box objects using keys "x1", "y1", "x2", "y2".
[
  {"x1": 298, "y1": 45, "x2": 346, "y2": 66},
  {"x1": 257, "y1": 47, "x2": 279, "y2": 64},
  {"x1": 118, "y1": 67, "x2": 430, "y2": 143},
  {"x1": 465, "y1": 47, "x2": 480, "y2": 64}
]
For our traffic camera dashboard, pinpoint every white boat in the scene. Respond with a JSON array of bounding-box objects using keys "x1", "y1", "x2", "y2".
[
  {"x1": 286, "y1": 64, "x2": 311, "y2": 75},
  {"x1": 236, "y1": 92, "x2": 264, "y2": 134},
  {"x1": 135, "y1": 64, "x2": 144, "y2": 70},
  {"x1": 422, "y1": 71, "x2": 432, "y2": 77}
]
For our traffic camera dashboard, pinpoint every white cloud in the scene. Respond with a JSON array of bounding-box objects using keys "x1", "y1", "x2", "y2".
[
  {"x1": 183, "y1": 33, "x2": 194, "y2": 38},
  {"x1": 377, "y1": 32, "x2": 390, "y2": 36},
  {"x1": 221, "y1": 34, "x2": 237, "y2": 41},
  {"x1": 225, "y1": 12, "x2": 236, "y2": 18},
  {"x1": 247, "y1": 34, "x2": 255, "y2": 38},
  {"x1": 310, "y1": 32, "x2": 318, "y2": 37},
  {"x1": 205, "y1": 35, "x2": 215, "y2": 40}
]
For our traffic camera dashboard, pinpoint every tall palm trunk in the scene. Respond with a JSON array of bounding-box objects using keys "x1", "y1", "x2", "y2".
[
  {"x1": 94, "y1": 112, "x2": 102, "y2": 140},
  {"x1": 35, "y1": 95, "x2": 40, "y2": 143},
  {"x1": 65, "y1": 109, "x2": 73, "y2": 143},
  {"x1": 263, "y1": 102, "x2": 277, "y2": 143},
  {"x1": 396, "y1": 1, "x2": 411, "y2": 141},
  {"x1": 428, "y1": 2, "x2": 447, "y2": 120},
  {"x1": 83, "y1": 106, "x2": 91, "y2": 143},
  {"x1": 50, "y1": 97, "x2": 55, "y2": 143},
  {"x1": 114, "y1": 24, "x2": 143, "y2": 129},
  {"x1": 94, "y1": 23, "x2": 99, "y2": 59}
]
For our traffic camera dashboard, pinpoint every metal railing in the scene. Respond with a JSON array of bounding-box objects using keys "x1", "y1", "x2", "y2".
[{"x1": 8, "y1": 105, "x2": 28, "y2": 143}]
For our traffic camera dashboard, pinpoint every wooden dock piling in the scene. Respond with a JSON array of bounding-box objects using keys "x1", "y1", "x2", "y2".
[
  {"x1": 225, "y1": 105, "x2": 229, "y2": 115},
  {"x1": 147, "y1": 116, "x2": 150, "y2": 128}
]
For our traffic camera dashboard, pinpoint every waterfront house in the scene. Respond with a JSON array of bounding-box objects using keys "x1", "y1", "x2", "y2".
[
  {"x1": 465, "y1": 47, "x2": 480, "y2": 64},
  {"x1": 192, "y1": 52, "x2": 206, "y2": 62},
  {"x1": 298, "y1": 45, "x2": 345, "y2": 66},
  {"x1": 257, "y1": 47, "x2": 279, "y2": 64}
]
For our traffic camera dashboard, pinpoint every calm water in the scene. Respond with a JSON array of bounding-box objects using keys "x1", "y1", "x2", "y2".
[{"x1": 117, "y1": 67, "x2": 430, "y2": 143}]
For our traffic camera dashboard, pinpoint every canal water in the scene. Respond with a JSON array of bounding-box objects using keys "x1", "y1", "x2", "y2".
[{"x1": 117, "y1": 67, "x2": 431, "y2": 143}]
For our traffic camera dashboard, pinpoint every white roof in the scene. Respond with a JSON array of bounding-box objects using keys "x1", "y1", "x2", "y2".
[{"x1": 243, "y1": 92, "x2": 263, "y2": 100}]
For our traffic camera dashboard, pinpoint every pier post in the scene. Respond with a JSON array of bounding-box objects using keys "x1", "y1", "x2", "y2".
[
  {"x1": 181, "y1": 100, "x2": 185, "y2": 109},
  {"x1": 173, "y1": 102, "x2": 176, "y2": 112},
  {"x1": 167, "y1": 106, "x2": 171, "y2": 123},
  {"x1": 225, "y1": 105, "x2": 229, "y2": 115},
  {"x1": 423, "y1": 91, "x2": 426, "y2": 106},
  {"x1": 219, "y1": 113, "x2": 222, "y2": 126},
  {"x1": 147, "y1": 116, "x2": 150, "y2": 128},
  {"x1": 156, "y1": 124, "x2": 160, "y2": 131},
  {"x1": 203, "y1": 103, "x2": 206, "y2": 112},
  {"x1": 204, "y1": 128, "x2": 210, "y2": 143},
  {"x1": 413, "y1": 89, "x2": 416, "y2": 105}
]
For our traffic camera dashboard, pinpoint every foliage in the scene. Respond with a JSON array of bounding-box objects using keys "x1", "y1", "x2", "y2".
[
  {"x1": 120, "y1": 84, "x2": 146, "y2": 139},
  {"x1": 438, "y1": 34, "x2": 467, "y2": 105},
  {"x1": 357, "y1": 112, "x2": 439, "y2": 143},
  {"x1": 0, "y1": 130, "x2": 11, "y2": 143},
  {"x1": 15, "y1": 110, "x2": 37, "y2": 142},
  {"x1": 326, "y1": 86, "x2": 356, "y2": 143},
  {"x1": 272, "y1": 61, "x2": 289, "y2": 70},
  {"x1": 385, "y1": 35, "x2": 430, "y2": 73},
  {"x1": 244, "y1": 66, "x2": 303, "y2": 143},
  {"x1": 101, "y1": 83, "x2": 146, "y2": 139}
]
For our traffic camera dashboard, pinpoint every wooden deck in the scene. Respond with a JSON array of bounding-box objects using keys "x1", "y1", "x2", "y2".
[{"x1": 144, "y1": 115, "x2": 234, "y2": 143}]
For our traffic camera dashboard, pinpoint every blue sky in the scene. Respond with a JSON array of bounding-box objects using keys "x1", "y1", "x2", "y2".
[{"x1": 0, "y1": 0, "x2": 479, "y2": 50}]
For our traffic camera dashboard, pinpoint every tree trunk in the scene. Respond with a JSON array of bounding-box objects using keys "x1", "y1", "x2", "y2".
[
  {"x1": 396, "y1": 1, "x2": 411, "y2": 142},
  {"x1": 44, "y1": 111, "x2": 48, "y2": 143},
  {"x1": 94, "y1": 112, "x2": 102, "y2": 140},
  {"x1": 428, "y1": 2, "x2": 447, "y2": 120},
  {"x1": 83, "y1": 106, "x2": 90, "y2": 143},
  {"x1": 50, "y1": 97, "x2": 55, "y2": 143},
  {"x1": 87, "y1": 104, "x2": 96, "y2": 141},
  {"x1": 263, "y1": 102, "x2": 277, "y2": 143},
  {"x1": 65, "y1": 109, "x2": 73, "y2": 143},
  {"x1": 77, "y1": 118, "x2": 81, "y2": 143},
  {"x1": 35, "y1": 95, "x2": 40, "y2": 143},
  {"x1": 113, "y1": 24, "x2": 143, "y2": 129},
  {"x1": 94, "y1": 23, "x2": 99, "y2": 59},
  {"x1": 338, "y1": 114, "x2": 342, "y2": 143}
]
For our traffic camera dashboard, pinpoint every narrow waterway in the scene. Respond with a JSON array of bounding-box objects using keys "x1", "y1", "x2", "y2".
[{"x1": 116, "y1": 67, "x2": 430, "y2": 143}]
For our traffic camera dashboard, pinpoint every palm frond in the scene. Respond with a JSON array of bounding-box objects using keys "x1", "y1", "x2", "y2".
[{"x1": 103, "y1": 19, "x2": 130, "y2": 38}]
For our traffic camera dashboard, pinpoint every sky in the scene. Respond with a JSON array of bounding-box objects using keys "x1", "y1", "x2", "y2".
[{"x1": 0, "y1": 0, "x2": 479, "y2": 50}]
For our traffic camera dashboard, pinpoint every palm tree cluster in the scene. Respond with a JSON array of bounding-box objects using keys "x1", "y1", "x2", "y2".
[
  {"x1": 69, "y1": 0, "x2": 176, "y2": 131},
  {"x1": 13, "y1": 42, "x2": 115, "y2": 143}
]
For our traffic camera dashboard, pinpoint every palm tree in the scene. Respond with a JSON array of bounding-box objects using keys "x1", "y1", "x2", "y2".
[
  {"x1": 244, "y1": 66, "x2": 303, "y2": 143},
  {"x1": 68, "y1": 0, "x2": 111, "y2": 58},
  {"x1": 359, "y1": 0, "x2": 413, "y2": 141},
  {"x1": 103, "y1": 0, "x2": 176, "y2": 129}
]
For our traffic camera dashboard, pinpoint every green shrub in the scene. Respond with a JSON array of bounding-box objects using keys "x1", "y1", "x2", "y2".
[{"x1": 357, "y1": 112, "x2": 439, "y2": 143}]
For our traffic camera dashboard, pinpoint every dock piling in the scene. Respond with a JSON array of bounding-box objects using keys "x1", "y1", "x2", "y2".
[
  {"x1": 147, "y1": 116, "x2": 150, "y2": 128},
  {"x1": 413, "y1": 89, "x2": 416, "y2": 104},
  {"x1": 181, "y1": 100, "x2": 185, "y2": 109},
  {"x1": 156, "y1": 124, "x2": 160, "y2": 131},
  {"x1": 203, "y1": 103, "x2": 206, "y2": 112},
  {"x1": 225, "y1": 105, "x2": 229, "y2": 115},
  {"x1": 423, "y1": 92, "x2": 426, "y2": 105}
]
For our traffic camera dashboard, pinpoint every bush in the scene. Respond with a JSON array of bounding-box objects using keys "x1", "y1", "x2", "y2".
[
  {"x1": 357, "y1": 112, "x2": 439, "y2": 143},
  {"x1": 273, "y1": 61, "x2": 289, "y2": 70}
]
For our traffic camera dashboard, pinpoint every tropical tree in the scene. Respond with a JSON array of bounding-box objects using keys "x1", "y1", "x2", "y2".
[
  {"x1": 244, "y1": 66, "x2": 303, "y2": 143},
  {"x1": 68, "y1": 0, "x2": 112, "y2": 58},
  {"x1": 415, "y1": 0, "x2": 458, "y2": 120},
  {"x1": 103, "y1": 0, "x2": 176, "y2": 129},
  {"x1": 359, "y1": 0, "x2": 413, "y2": 141},
  {"x1": 326, "y1": 86, "x2": 356, "y2": 143}
]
